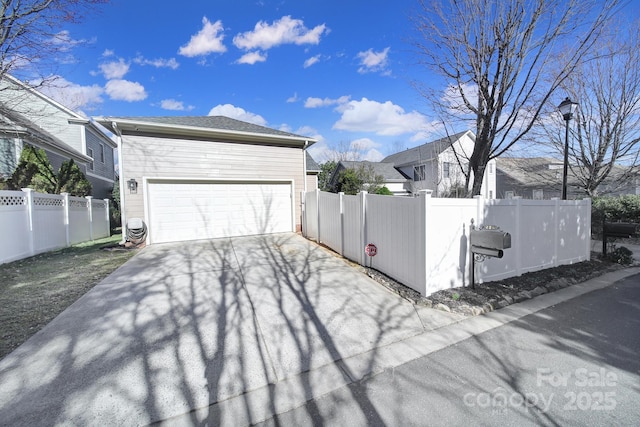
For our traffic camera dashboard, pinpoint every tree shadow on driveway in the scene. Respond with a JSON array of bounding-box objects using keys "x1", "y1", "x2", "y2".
[{"x1": 0, "y1": 233, "x2": 424, "y2": 426}]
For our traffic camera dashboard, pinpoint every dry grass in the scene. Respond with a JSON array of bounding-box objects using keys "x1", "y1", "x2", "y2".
[{"x1": 0, "y1": 235, "x2": 137, "y2": 360}]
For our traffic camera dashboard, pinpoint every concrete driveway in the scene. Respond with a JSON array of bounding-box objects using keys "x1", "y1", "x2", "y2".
[{"x1": 0, "y1": 233, "x2": 438, "y2": 425}]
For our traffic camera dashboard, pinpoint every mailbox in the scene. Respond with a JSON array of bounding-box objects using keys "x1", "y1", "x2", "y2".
[
  {"x1": 471, "y1": 226, "x2": 511, "y2": 255},
  {"x1": 603, "y1": 222, "x2": 637, "y2": 238}
]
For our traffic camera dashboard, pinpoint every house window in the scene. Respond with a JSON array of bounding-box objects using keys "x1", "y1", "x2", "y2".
[
  {"x1": 488, "y1": 163, "x2": 493, "y2": 174},
  {"x1": 87, "y1": 148, "x2": 94, "y2": 171},
  {"x1": 533, "y1": 189, "x2": 543, "y2": 200},
  {"x1": 100, "y1": 144, "x2": 105, "y2": 163},
  {"x1": 505, "y1": 191, "x2": 514, "y2": 199},
  {"x1": 413, "y1": 165, "x2": 426, "y2": 181},
  {"x1": 443, "y1": 162, "x2": 450, "y2": 178}
]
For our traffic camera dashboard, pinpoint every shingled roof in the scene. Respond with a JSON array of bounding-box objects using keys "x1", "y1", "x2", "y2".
[
  {"x1": 101, "y1": 116, "x2": 307, "y2": 138},
  {"x1": 337, "y1": 161, "x2": 409, "y2": 182},
  {"x1": 382, "y1": 131, "x2": 471, "y2": 166}
]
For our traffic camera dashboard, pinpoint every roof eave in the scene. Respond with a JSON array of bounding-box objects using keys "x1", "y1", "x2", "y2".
[
  {"x1": 68, "y1": 117, "x2": 118, "y2": 148},
  {"x1": 94, "y1": 117, "x2": 316, "y2": 147}
]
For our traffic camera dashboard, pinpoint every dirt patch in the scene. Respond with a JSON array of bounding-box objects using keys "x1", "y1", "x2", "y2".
[
  {"x1": 0, "y1": 235, "x2": 138, "y2": 360},
  {"x1": 361, "y1": 253, "x2": 624, "y2": 316}
]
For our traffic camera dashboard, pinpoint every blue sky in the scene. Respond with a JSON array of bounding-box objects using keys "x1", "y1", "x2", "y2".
[
  {"x1": 36, "y1": 0, "x2": 442, "y2": 163},
  {"x1": 35, "y1": 0, "x2": 640, "y2": 164}
]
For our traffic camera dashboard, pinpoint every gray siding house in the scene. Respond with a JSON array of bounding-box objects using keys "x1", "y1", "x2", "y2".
[
  {"x1": 0, "y1": 75, "x2": 116, "y2": 198},
  {"x1": 95, "y1": 116, "x2": 315, "y2": 245}
]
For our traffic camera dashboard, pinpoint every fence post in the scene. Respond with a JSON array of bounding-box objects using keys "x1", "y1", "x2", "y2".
[
  {"x1": 585, "y1": 198, "x2": 592, "y2": 261},
  {"x1": 514, "y1": 197, "x2": 522, "y2": 276},
  {"x1": 338, "y1": 192, "x2": 344, "y2": 256},
  {"x1": 552, "y1": 197, "x2": 560, "y2": 267},
  {"x1": 301, "y1": 191, "x2": 306, "y2": 236},
  {"x1": 61, "y1": 192, "x2": 70, "y2": 247},
  {"x1": 86, "y1": 196, "x2": 93, "y2": 240},
  {"x1": 359, "y1": 191, "x2": 367, "y2": 266},
  {"x1": 419, "y1": 190, "x2": 432, "y2": 296},
  {"x1": 315, "y1": 189, "x2": 320, "y2": 244},
  {"x1": 104, "y1": 198, "x2": 111, "y2": 237},
  {"x1": 21, "y1": 188, "x2": 35, "y2": 257}
]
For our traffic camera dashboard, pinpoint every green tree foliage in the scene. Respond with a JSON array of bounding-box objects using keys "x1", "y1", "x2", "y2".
[
  {"x1": 335, "y1": 165, "x2": 385, "y2": 195},
  {"x1": 336, "y1": 168, "x2": 363, "y2": 195},
  {"x1": 591, "y1": 195, "x2": 640, "y2": 238},
  {"x1": 318, "y1": 160, "x2": 337, "y2": 191},
  {"x1": 109, "y1": 177, "x2": 121, "y2": 231},
  {"x1": 375, "y1": 186, "x2": 393, "y2": 195},
  {"x1": 7, "y1": 145, "x2": 91, "y2": 196}
]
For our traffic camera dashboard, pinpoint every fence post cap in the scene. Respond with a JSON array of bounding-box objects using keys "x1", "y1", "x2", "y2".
[{"x1": 21, "y1": 188, "x2": 33, "y2": 193}]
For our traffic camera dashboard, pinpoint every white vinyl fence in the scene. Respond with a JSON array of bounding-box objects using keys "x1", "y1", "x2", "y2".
[
  {"x1": 302, "y1": 190, "x2": 591, "y2": 296},
  {"x1": 0, "y1": 188, "x2": 110, "y2": 264}
]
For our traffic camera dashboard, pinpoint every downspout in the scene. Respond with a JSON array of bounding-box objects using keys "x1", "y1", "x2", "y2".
[{"x1": 112, "y1": 121, "x2": 126, "y2": 244}]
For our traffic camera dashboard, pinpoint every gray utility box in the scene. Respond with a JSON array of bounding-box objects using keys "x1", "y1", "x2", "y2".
[{"x1": 470, "y1": 226, "x2": 511, "y2": 259}]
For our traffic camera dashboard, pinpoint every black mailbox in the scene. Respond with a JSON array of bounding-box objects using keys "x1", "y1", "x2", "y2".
[
  {"x1": 470, "y1": 225, "x2": 511, "y2": 259},
  {"x1": 603, "y1": 222, "x2": 637, "y2": 238}
]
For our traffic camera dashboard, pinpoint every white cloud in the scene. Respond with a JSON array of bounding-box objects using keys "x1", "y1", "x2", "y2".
[
  {"x1": 442, "y1": 82, "x2": 478, "y2": 114},
  {"x1": 233, "y1": 16, "x2": 328, "y2": 51},
  {"x1": 333, "y1": 98, "x2": 430, "y2": 136},
  {"x1": 236, "y1": 51, "x2": 267, "y2": 65},
  {"x1": 304, "y1": 95, "x2": 350, "y2": 108},
  {"x1": 179, "y1": 17, "x2": 227, "y2": 57},
  {"x1": 160, "y1": 99, "x2": 194, "y2": 111},
  {"x1": 50, "y1": 30, "x2": 87, "y2": 51},
  {"x1": 38, "y1": 76, "x2": 104, "y2": 110},
  {"x1": 286, "y1": 92, "x2": 299, "y2": 103},
  {"x1": 134, "y1": 56, "x2": 179, "y2": 69},
  {"x1": 304, "y1": 55, "x2": 321, "y2": 68},
  {"x1": 208, "y1": 104, "x2": 267, "y2": 126},
  {"x1": 102, "y1": 49, "x2": 115, "y2": 57},
  {"x1": 350, "y1": 137, "x2": 380, "y2": 151},
  {"x1": 99, "y1": 58, "x2": 129, "y2": 79},
  {"x1": 105, "y1": 79, "x2": 147, "y2": 102},
  {"x1": 362, "y1": 148, "x2": 384, "y2": 162},
  {"x1": 357, "y1": 47, "x2": 390, "y2": 74}
]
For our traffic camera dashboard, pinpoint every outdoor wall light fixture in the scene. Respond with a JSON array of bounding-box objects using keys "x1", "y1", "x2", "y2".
[
  {"x1": 558, "y1": 97, "x2": 578, "y2": 200},
  {"x1": 127, "y1": 178, "x2": 138, "y2": 194}
]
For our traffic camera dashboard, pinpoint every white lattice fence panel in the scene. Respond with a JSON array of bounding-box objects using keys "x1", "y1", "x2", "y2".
[{"x1": 0, "y1": 191, "x2": 30, "y2": 263}]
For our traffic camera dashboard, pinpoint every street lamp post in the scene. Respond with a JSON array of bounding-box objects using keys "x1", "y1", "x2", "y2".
[{"x1": 558, "y1": 97, "x2": 578, "y2": 200}]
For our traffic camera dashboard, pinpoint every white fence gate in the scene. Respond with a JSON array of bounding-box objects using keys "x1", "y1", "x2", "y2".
[
  {"x1": 0, "y1": 189, "x2": 111, "y2": 264},
  {"x1": 302, "y1": 190, "x2": 591, "y2": 296}
]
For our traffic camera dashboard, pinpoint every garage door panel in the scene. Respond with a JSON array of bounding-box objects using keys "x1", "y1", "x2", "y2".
[{"x1": 147, "y1": 181, "x2": 292, "y2": 244}]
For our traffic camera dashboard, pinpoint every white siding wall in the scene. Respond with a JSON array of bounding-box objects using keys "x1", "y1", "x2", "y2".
[
  {"x1": 122, "y1": 135, "x2": 305, "y2": 231},
  {"x1": 0, "y1": 79, "x2": 83, "y2": 153}
]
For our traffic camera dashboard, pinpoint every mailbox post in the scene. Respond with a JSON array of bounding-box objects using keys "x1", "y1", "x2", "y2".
[{"x1": 469, "y1": 220, "x2": 512, "y2": 288}]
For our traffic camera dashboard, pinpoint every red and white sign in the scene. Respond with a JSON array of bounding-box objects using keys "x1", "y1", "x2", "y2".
[{"x1": 365, "y1": 243, "x2": 377, "y2": 257}]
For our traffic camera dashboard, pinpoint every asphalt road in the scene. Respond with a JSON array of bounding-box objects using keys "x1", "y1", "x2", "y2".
[{"x1": 257, "y1": 273, "x2": 640, "y2": 426}]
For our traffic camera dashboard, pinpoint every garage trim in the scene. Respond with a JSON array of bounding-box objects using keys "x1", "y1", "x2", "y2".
[{"x1": 143, "y1": 177, "x2": 295, "y2": 244}]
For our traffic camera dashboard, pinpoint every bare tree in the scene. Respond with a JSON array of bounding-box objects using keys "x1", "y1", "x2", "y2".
[
  {"x1": 0, "y1": 0, "x2": 108, "y2": 82},
  {"x1": 414, "y1": 0, "x2": 622, "y2": 196},
  {"x1": 536, "y1": 22, "x2": 640, "y2": 196}
]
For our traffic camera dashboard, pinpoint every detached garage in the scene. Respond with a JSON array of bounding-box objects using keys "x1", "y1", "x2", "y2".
[{"x1": 94, "y1": 116, "x2": 315, "y2": 245}]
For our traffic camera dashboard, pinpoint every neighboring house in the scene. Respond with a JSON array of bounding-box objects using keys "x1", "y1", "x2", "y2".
[
  {"x1": 382, "y1": 130, "x2": 496, "y2": 198},
  {"x1": 328, "y1": 160, "x2": 410, "y2": 195},
  {"x1": 0, "y1": 75, "x2": 117, "y2": 198},
  {"x1": 496, "y1": 157, "x2": 640, "y2": 199},
  {"x1": 0, "y1": 107, "x2": 91, "y2": 179},
  {"x1": 306, "y1": 151, "x2": 320, "y2": 191},
  {"x1": 94, "y1": 115, "x2": 316, "y2": 245}
]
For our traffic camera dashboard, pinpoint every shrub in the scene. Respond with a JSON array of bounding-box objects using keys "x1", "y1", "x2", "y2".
[
  {"x1": 592, "y1": 195, "x2": 640, "y2": 239},
  {"x1": 605, "y1": 246, "x2": 634, "y2": 265},
  {"x1": 375, "y1": 186, "x2": 393, "y2": 195}
]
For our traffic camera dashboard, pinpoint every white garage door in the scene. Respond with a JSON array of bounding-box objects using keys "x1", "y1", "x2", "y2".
[{"x1": 147, "y1": 180, "x2": 293, "y2": 244}]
